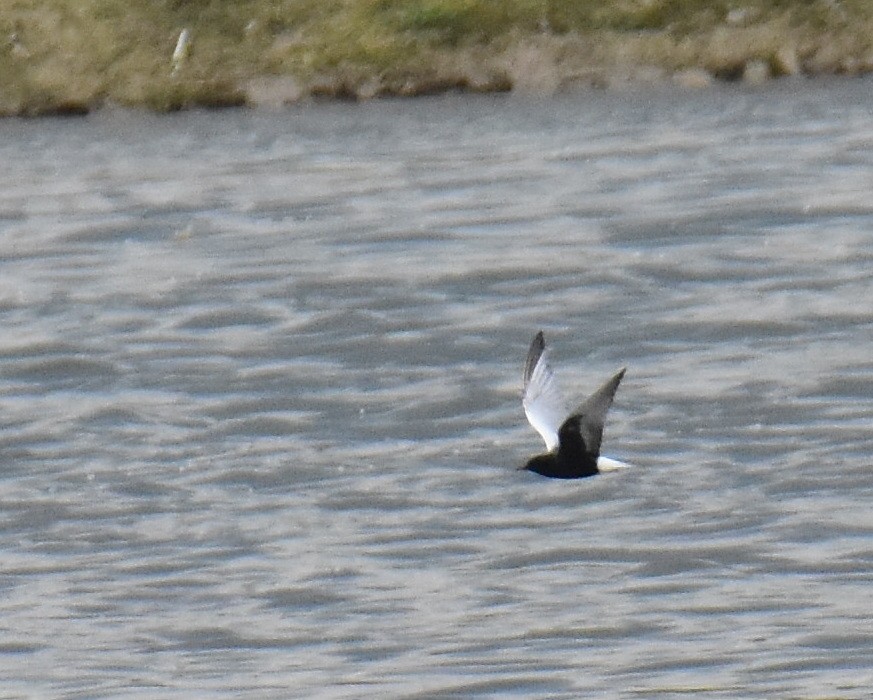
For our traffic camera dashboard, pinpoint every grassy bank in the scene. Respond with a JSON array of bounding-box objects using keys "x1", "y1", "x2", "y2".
[{"x1": 2, "y1": 0, "x2": 873, "y2": 115}]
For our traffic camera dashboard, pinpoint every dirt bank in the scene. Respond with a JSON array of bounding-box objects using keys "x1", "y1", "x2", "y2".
[{"x1": 2, "y1": 0, "x2": 872, "y2": 116}]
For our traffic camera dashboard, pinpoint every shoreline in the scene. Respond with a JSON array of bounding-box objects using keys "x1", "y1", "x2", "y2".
[{"x1": 3, "y1": 1, "x2": 873, "y2": 117}]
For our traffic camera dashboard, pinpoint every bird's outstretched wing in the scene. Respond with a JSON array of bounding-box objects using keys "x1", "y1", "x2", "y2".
[
  {"x1": 567, "y1": 367, "x2": 626, "y2": 459},
  {"x1": 522, "y1": 331, "x2": 568, "y2": 452}
]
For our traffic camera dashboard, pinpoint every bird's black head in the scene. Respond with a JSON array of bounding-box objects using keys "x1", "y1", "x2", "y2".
[
  {"x1": 519, "y1": 450, "x2": 599, "y2": 479},
  {"x1": 520, "y1": 453, "x2": 555, "y2": 475}
]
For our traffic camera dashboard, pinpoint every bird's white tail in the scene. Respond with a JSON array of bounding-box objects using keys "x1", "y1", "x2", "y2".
[{"x1": 596, "y1": 456, "x2": 632, "y2": 471}]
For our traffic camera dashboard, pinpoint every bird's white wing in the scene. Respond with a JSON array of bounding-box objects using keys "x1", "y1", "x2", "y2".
[{"x1": 522, "y1": 332, "x2": 567, "y2": 452}]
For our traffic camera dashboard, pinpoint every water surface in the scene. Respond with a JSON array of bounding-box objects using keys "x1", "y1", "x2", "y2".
[{"x1": 0, "y1": 80, "x2": 872, "y2": 698}]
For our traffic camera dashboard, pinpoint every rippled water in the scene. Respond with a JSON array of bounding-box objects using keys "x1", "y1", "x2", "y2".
[{"x1": 1, "y1": 79, "x2": 872, "y2": 698}]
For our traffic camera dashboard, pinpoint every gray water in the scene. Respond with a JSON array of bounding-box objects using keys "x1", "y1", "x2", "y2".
[{"x1": 0, "y1": 79, "x2": 872, "y2": 698}]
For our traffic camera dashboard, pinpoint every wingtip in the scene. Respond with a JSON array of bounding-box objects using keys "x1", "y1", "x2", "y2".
[
  {"x1": 610, "y1": 367, "x2": 628, "y2": 392},
  {"x1": 523, "y1": 330, "x2": 548, "y2": 387}
]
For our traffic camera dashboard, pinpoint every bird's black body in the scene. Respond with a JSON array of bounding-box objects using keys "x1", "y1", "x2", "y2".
[
  {"x1": 523, "y1": 416, "x2": 600, "y2": 479},
  {"x1": 520, "y1": 330, "x2": 626, "y2": 480}
]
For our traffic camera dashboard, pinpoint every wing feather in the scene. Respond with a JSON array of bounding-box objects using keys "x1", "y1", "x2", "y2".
[
  {"x1": 522, "y1": 331, "x2": 567, "y2": 452},
  {"x1": 569, "y1": 367, "x2": 626, "y2": 458}
]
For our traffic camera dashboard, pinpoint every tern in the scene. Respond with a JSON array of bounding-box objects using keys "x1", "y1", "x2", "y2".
[{"x1": 520, "y1": 331, "x2": 628, "y2": 479}]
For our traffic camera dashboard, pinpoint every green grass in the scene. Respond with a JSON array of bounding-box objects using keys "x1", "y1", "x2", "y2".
[{"x1": 2, "y1": 0, "x2": 873, "y2": 115}]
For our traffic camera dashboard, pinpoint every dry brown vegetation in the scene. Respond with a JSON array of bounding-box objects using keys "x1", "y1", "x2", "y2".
[{"x1": 2, "y1": 0, "x2": 873, "y2": 115}]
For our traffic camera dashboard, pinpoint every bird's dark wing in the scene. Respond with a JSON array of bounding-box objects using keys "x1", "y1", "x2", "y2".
[{"x1": 566, "y1": 367, "x2": 626, "y2": 458}]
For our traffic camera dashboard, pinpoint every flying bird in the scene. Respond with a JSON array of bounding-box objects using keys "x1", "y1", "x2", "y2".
[{"x1": 520, "y1": 331, "x2": 628, "y2": 479}]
